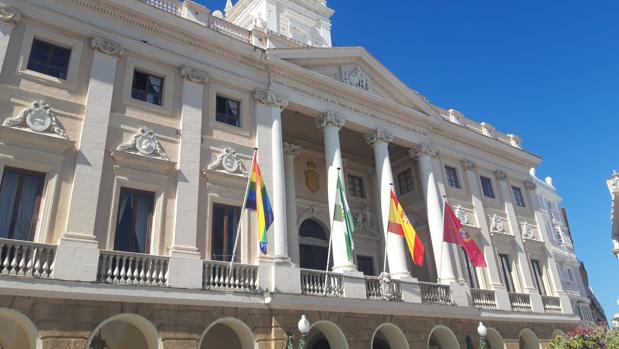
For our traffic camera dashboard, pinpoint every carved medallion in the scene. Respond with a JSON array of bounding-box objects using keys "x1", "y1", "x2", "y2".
[
  {"x1": 490, "y1": 214, "x2": 507, "y2": 234},
  {"x1": 2, "y1": 100, "x2": 68, "y2": 139},
  {"x1": 344, "y1": 66, "x2": 369, "y2": 91},
  {"x1": 207, "y1": 147, "x2": 248, "y2": 177},
  {"x1": 304, "y1": 161, "x2": 320, "y2": 193},
  {"x1": 455, "y1": 205, "x2": 471, "y2": 226},
  {"x1": 116, "y1": 127, "x2": 169, "y2": 160}
]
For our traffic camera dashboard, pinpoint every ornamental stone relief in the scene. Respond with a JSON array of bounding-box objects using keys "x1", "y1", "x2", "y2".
[
  {"x1": 180, "y1": 65, "x2": 209, "y2": 84},
  {"x1": 90, "y1": 36, "x2": 123, "y2": 56},
  {"x1": 0, "y1": 4, "x2": 20, "y2": 23},
  {"x1": 364, "y1": 128, "x2": 394, "y2": 146},
  {"x1": 207, "y1": 147, "x2": 248, "y2": 177},
  {"x1": 343, "y1": 66, "x2": 369, "y2": 91},
  {"x1": 116, "y1": 127, "x2": 169, "y2": 160},
  {"x1": 254, "y1": 89, "x2": 289, "y2": 110},
  {"x1": 521, "y1": 222, "x2": 535, "y2": 240},
  {"x1": 409, "y1": 143, "x2": 440, "y2": 159},
  {"x1": 524, "y1": 180, "x2": 537, "y2": 191},
  {"x1": 353, "y1": 207, "x2": 376, "y2": 232},
  {"x1": 494, "y1": 170, "x2": 507, "y2": 182},
  {"x1": 315, "y1": 111, "x2": 345, "y2": 130},
  {"x1": 455, "y1": 205, "x2": 471, "y2": 226},
  {"x1": 2, "y1": 101, "x2": 68, "y2": 139},
  {"x1": 461, "y1": 159, "x2": 476, "y2": 171},
  {"x1": 490, "y1": 214, "x2": 507, "y2": 234},
  {"x1": 304, "y1": 161, "x2": 320, "y2": 193}
]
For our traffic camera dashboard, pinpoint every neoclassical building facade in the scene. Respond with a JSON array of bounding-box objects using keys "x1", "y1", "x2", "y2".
[{"x1": 0, "y1": 0, "x2": 594, "y2": 348}]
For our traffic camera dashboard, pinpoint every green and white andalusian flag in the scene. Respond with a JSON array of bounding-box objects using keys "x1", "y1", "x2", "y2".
[{"x1": 334, "y1": 176, "x2": 355, "y2": 262}]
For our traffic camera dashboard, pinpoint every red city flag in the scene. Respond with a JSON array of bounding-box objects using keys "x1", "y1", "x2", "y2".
[{"x1": 443, "y1": 201, "x2": 487, "y2": 267}]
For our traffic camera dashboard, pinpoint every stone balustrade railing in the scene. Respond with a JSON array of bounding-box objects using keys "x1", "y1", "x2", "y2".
[
  {"x1": 471, "y1": 288, "x2": 497, "y2": 309},
  {"x1": 300, "y1": 269, "x2": 343, "y2": 297},
  {"x1": 419, "y1": 282, "x2": 452, "y2": 305},
  {"x1": 0, "y1": 238, "x2": 55, "y2": 278},
  {"x1": 97, "y1": 250, "x2": 169, "y2": 287},
  {"x1": 365, "y1": 276, "x2": 402, "y2": 301},
  {"x1": 541, "y1": 295, "x2": 562, "y2": 314},
  {"x1": 142, "y1": 0, "x2": 183, "y2": 15},
  {"x1": 509, "y1": 292, "x2": 532, "y2": 312},
  {"x1": 203, "y1": 260, "x2": 259, "y2": 293}
]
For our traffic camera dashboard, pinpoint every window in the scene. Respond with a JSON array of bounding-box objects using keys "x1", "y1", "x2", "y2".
[
  {"x1": 498, "y1": 254, "x2": 515, "y2": 292},
  {"x1": 0, "y1": 167, "x2": 46, "y2": 241},
  {"x1": 397, "y1": 169, "x2": 415, "y2": 194},
  {"x1": 461, "y1": 248, "x2": 479, "y2": 289},
  {"x1": 512, "y1": 186, "x2": 526, "y2": 207},
  {"x1": 347, "y1": 175, "x2": 365, "y2": 198},
  {"x1": 114, "y1": 188, "x2": 155, "y2": 254},
  {"x1": 26, "y1": 39, "x2": 71, "y2": 80},
  {"x1": 299, "y1": 219, "x2": 331, "y2": 270},
  {"x1": 531, "y1": 259, "x2": 547, "y2": 295},
  {"x1": 445, "y1": 166, "x2": 461, "y2": 189},
  {"x1": 131, "y1": 70, "x2": 164, "y2": 106},
  {"x1": 566, "y1": 267, "x2": 575, "y2": 282},
  {"x1": 480, "y1": 176, "x2": 495, "y2": 198},
  {"x1": 211, "y1": 204, "x2": 241, "y2": 262},
  {"x1": 356, "y1": 255, "x2": 375, "y2": 276},
  {"x1": 216, "y1": 96, "x2": 241, "y2": 127}
]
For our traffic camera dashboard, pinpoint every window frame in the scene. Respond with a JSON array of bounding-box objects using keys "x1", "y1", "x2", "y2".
[
  {"x1": 209, "y1": 84, "x2": 251, "y2": 136},
  {"x1": 215, "y1": 95, "x2": 242, "y2": 128},
  {"x1": 444, "y1": 165, "x2": 461, "y2": 189},
  {"x1": 356, "y1": 255, "x2": 376, "y2": 276},
  {"x1": 347, "y1": 174, "x2": 366, "y2": 199},
  {"x1": 530, "y1": 259, "x2": 547, "y2": 296},
  {"x1": 131, "y1": 70, "x2": 165, "y2": 107},
  {"x1": 26, "y1": 38, "x2": 72, "y2": 80},
  {"x1": 480, "y1": 176, "x2": 495, "y2": 199},
  {"x1": 0, "y1": 167, "x2": 46, "y2": 241},
  {"x1": 397, "y1": 168, "x2": 415, "y2": 195},
  {"x1": 461, "y1": 247, "x2": 480, "y2": 289},
  {"x1": 123, "y1": 57, "x2": 175, "y2": 114},
  {"x1": 512, "y1": 186, "x2": 526, "y2": 207},
  {"x1": 113, "y1": 187, "x2": 155, "y2": 254},
  {"x1": 18, "y1": 25, "x2": 84, "y2": 89},
  {"x1": 210, "y1": 203, "x2": 242, "y2": 262},
  {"x1": 498, "y1": 253, "x2": 516, "y2": 293}
]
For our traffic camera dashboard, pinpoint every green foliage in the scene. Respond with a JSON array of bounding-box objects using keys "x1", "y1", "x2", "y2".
[{"x1": 549, "y1": 326, "x2": 619, "y2": 349}]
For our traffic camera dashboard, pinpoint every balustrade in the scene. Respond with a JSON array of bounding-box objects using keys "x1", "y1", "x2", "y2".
[
  {"x1": 509, "y1": 292, "x2": 532, "y2": 312},
  {"x1": 97, "y1": 250, "x2": 169, "y2": 286},
  {"x1": 0, "y1": 238, "x2": 55, "y2": 278},
  {"x1": 542, "y1": 295, "x2": 562, "y2": 313},
  {"x1": 419, "y1": 282, "x2": 452, "y2": 305},
  {"x1": 365, "y1": 276, "x2": 402, "y2": 301},
  {"x1": 203, "y1": 260, "x2": 259, "y2": 293},
  {"x1": 300, "y1": 269, "x2": 343, "y2": 297},
  {"x1": 471, "y1": 289, "x2": 497, "y2": 309}
]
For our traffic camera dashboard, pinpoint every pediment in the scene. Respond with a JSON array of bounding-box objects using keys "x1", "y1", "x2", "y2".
[{"x1": 269, "y1": 47, "x2": 441, "y2": 118}]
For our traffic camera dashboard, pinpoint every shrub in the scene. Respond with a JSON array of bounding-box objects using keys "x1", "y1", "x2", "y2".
[{"x1": 549, "y1": 326, "x2": 619, "y2": 349}]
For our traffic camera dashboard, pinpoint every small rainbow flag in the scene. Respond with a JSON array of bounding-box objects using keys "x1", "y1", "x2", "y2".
[{"x1": 246, "y1": 153, "x2": 274, "y2": 255}]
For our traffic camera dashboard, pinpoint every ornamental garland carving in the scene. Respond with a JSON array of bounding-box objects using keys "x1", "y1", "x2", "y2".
[
  {"x1": 409, "y1": 143, "x2": 440, "y2": 159},
  {"x1": 521, "y1": 222, "x2": 535, "y2": 240},
  {"x1": 315, "y1": 111, "x2": 345, "y2": 130},
  {"x1": 494, "y1": 170, "x2": 507, "y2": 182},
  {"x1": 461, "y1": 159, "x2": 476, "y2": 171},
  {"x1": 207, "y1": 147, "x2": 248, "y2": 177},
  {"x1": 90, "y1": 36, "x2": 123, "y2": 56},
  {"x1": 254, "y1": 89, "x2": 289, "y2": 110},
  {"x1": 524, "y1": 180, "x2": 537, "y2": 191},
  {"x1": 283, "y1": 142, "x2": 301, "y2": 158},
  {"x1": 180, "y1": 65, "x2": 209, "y2": 84},
  {"x1": 353, "y1": 207, "x2": 376, "y2": 232},
  {"x1": 2, "y1": 101, "x2": 68, "y2": 139},
  {"x1": 343, "y1": 66, "x2": 369, "y2": 91},
  {"x1": 490, "y1": 214, "x2": 507, "y2": 234},
  {"x1": 455, "y1": 205, "x2": 471, "y2": 226},
  {"x1": 0, "y1": 4, "x2": 20, "y2": 23},
  {"x1": 364, "y1": 128, "x2": 394, "y2": 146},
  {"x1": 116, "y1": 127, "x2": 169, "y2": 160}
]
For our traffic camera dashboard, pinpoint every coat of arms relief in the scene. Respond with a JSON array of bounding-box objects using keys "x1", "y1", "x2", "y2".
[
  {"x1": 304, "y1": 161, "x2": 320, "y2": 193},
  {"x1": 2, "y1": 100, "x2": 68, "y2": 139}
]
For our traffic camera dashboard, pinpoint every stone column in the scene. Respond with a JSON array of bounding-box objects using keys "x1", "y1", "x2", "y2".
[
  {"x1": 315, "y1": 111, "x2": 356, "y2": 273},
  {"x1": 283, "y1": 142, "x2": 301, "y2": 265},
  {"x1": 167, "y1": 66, "x2": 208, "y2": 289},
  {"x1": 254, "y1": 90, "x2": 289, "y2": 260},
  {"x1": 523, "y1": 179, "x2": 574, "y2": 314},
  {"x1": 0, "y1": 5, "x2": 19, "y2": 73},
  {"x1": 365, "y1": 129, "x2": 410, "y2": 278},
  {"x1": 460, "y1": 159, "x2": 504, "y2": 288},
  {"x1": 410, "y1": 144, "x2": 457, "y2": 284},
  {"x1": 54, "y1": 37, "x2": 123, "y2": 282},
  {"x1": 494, "y1": 170, "x2": 538, "y2": 295}
]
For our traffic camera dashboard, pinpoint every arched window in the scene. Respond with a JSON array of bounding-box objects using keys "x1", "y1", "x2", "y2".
[{"x1": 299, "y1": 219, "x2": 330, "y2": 270}]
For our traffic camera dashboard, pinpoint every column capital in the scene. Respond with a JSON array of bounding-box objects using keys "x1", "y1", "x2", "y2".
[
  {"x1": 283, "y1": 142, "x2": 301, "y2": 158},
  {"x1": 461, "y1": 159, "x2": 476, "y2": 171},
  {"x1": 0, "y1": 4, "x2": 20, "y2": 24},
  {"x1": 315, "y1": 111, "x2": 345, "y2": 130},
  {"x1": 524, "y1": 179, "x2": 537, "y2": 191},
  {"x1": 408, "y1": 143, "x2": 439, "y2": 159},
  {"x1": 180, "y1": 65, "x2": 209, "y2": 84},
  {"x1": 90, "y1": 36, "x2": 124, "y2": 57},
  {"x1": 255, "y1": 89, "x2": 289, "y2": 110},
  {"x1": 494, "y1": 170, "x2": 507, "y2": 182},
  {"x1": 364, "y1": 128, "x2": 394, "y2": 147}
]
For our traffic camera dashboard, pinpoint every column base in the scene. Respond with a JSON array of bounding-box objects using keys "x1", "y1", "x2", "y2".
[
  {"x1": 167, "y1": 246, "x2": 202, "y2": 289},
  {"x1": 257, "y1": 255, "x2": 301, "y2": 294},
  {"x1": 53, "y1": 233, "x2": 100, "y2": 282},
  {"x1": 332, "y1": 262, "x2": 358, "y2": 274}
]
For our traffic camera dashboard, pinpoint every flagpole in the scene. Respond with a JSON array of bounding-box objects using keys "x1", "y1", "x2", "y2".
[
  {"x1": 323, "y1": 167, "x2": 341, "y2": 295},
  {"x1": 437, "y1": 195, "x2": 447, "y2": 284},
  {"x1": 229, "y1": 147, "x2": 258, "y2": 274},
  {"x1": 383, "y1": 183, "x2": 394, "y2": 275}
]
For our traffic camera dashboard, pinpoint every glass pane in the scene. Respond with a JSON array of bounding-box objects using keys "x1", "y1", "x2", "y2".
[
  {"x1": 12, "y1": 175, "x2": 44, "y2": 241},
  {"x1": 114, "y1": 189, "x2": 154, "y2": 253},
  {"x1": 0, "y1": 171, "x2": 20, "y2": 238}
]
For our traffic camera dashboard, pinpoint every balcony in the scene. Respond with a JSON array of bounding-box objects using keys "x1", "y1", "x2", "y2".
[
  {"x1": 365, "y1": 276, "x2": 402, "y2": 301},
  {"x1": 541, "y1": 296, "x2": 562, "y2": 314},
  {"x1": 419, "y1": 282, "x2": 452, "y2": 305},
  {"x1": 509, "y1": 292, "x2": 533, "y2": 312},
  {"x1": 0, "y1": 238, "x2": 55, "y2": 278},
  {"x1": 300, "y1": 269, "x2": 343, "y2": 297},
  {"x1": 97, "y1": 250, "x2": 169, "y2": 286},
  {"x1": 471, "y1": 288, "x2": 497, "y2": 309},
  {"x1": 203, "y1": 260, "x2": 259, "y2": 293}
]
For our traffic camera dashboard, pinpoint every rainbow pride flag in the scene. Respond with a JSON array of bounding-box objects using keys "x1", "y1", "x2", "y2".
[{"x1": 246, "y1": 154, "x2": 274, "y2": 255}]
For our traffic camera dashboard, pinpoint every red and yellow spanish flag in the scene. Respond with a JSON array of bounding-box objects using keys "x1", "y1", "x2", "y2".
[{"x1": 387, "y1": 190, "x2": 425, "y2": 266}]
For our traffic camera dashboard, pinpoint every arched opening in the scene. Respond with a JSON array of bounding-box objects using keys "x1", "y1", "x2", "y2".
[
  {"x1": 87, "y1": 314, "x2": 160, "y2": 349},
  {"x1": 0, "y1": 308, "x2": 38, "y2": 349},
  {"x1": 199, "y1": 318, "x2": 255, "y2": 349},
  {"x1": 428, "y1": 326, "x2": 459, "y2": 349},
  {"x1": 485, "y1": 328, "x2": 505, "y2": 349},
  {"x1": 371, "y1": 323, "x2": 409, "y2": 349},
  {"x1": 519, "y1": 329, "x2": 540, "y2": 349},
  {"x1": 307, "y1": 320, "x2": 348, "y2": 349},
  {"x1": 299, "y1": 219, "x2": 331, "y2": 270}
]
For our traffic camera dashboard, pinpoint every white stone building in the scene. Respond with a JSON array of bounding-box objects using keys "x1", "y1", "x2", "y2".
[{"x1": 0, "y1": 0, "x2": 593, "y2": 348}]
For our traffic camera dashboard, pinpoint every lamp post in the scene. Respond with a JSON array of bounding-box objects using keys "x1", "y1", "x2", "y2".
[
  {"x1": 477, "y1": 322, "x2": 488, "y2": 349},
  {"x1": 286, "y1": 314, "x2": 311, "y2": 349}
]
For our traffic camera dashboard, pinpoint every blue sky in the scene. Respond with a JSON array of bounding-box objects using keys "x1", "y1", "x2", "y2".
[{"x1": 201, "y1": 0, "x2": 619, "y2": 319}]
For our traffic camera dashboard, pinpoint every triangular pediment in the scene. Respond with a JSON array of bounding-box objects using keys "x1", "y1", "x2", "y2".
[{"x1": 268, "y1": 47, "x2": 441, "y2": 118}]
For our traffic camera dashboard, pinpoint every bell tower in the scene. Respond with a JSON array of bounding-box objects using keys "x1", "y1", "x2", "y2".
[{"x1": 222, "y1": 0, "x2": 334, "y2": 48}]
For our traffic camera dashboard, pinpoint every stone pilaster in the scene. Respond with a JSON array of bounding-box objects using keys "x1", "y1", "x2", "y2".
[
  {"x1": 0, "y1": 4, "x2": 19, "y2": 73},
  {"x1": 283, "y1": 142, "x2": 301, "y2": 265}
]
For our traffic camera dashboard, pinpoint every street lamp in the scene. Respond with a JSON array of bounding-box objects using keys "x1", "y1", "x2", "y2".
[
  {"x1": 286, "y1": 314, "x2": 311, "y2": 349},
  {"x1": 477, "y1": 322, "x2": 488, "y2": 349}
]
